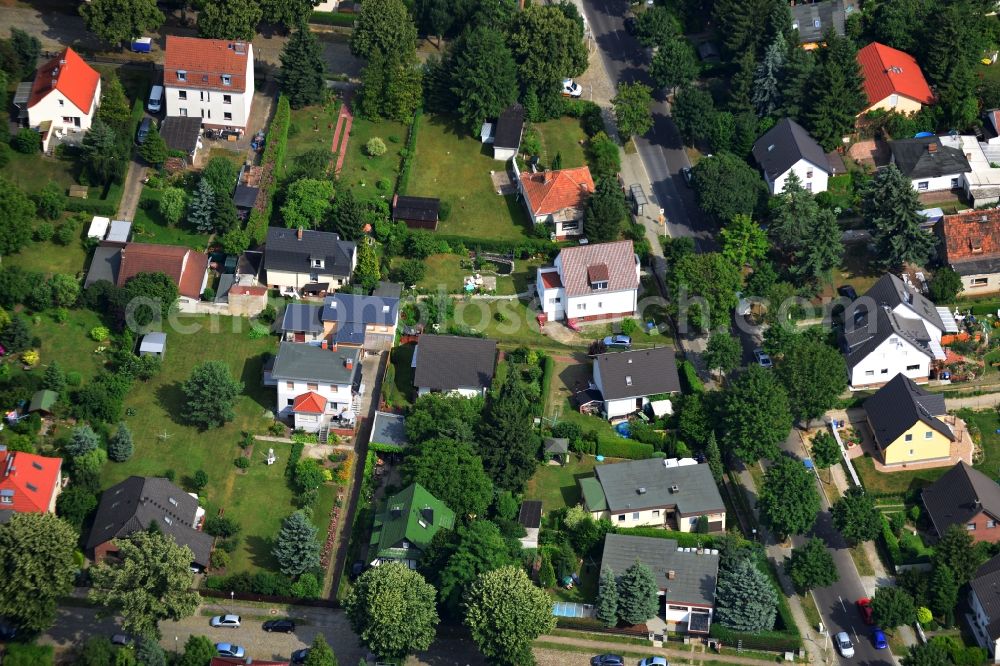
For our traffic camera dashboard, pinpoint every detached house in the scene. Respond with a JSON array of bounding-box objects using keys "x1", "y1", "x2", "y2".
[
  {"x1": 369, "y1": 482, "x2": 455, "y2": 569},
  {"x1": 857, "y1": 42, "x2": 934, "y2": 117},
  {"x1": 889, "y1": 136, "x2": 971, "y2": 194},
  {"x1": 790, "y1": 0, "x2": 855, "y2": 49},
  {"x1": 270, "y1": 342, "x2": 361, "y2": 431},
  {"x1": 412, "y1": 334, "x2": 497, "y2": 398},
  {"x1": 580, "y1": 458, "x2": 726, "y2": 533},
  {"x1": 537, "y1": 240, "x2": 640, "y2": 323},
  {"x1": 280, "y1": 290, "x2": 400, "y2": 352},
  {"x1": 518, "y1": 166, "x2": 595, "y2": 238},
  {"x1": 263, "y1": 227, "x2": 357, "y2": 297},
  {"x1": 0, "y1": 446, "x2": 62, "y2": 524},
  {"x1": 592, "y1": 346, "x2": 681, "y2": 420},
  {"x1": 841, "y1": 273, "x2": 958, "y2": 388},
  {"x1": 923, "y1": 462, "x2": 1000, "y2": 543},
  {"x1": 84, "y1": 242, "x2": 209, "y2": 305},
  {"x1": 164, "y1": 36, "x2": 254, "y2": 131},
  {"x1": 752, "y1": 118, "x2": 830, "y2": 194},
  {"x1": 491, "y1": 104, "x2": 524, "y2": 161},
  {"x1": 17, "y1": 47, "x2": 101, "y2": 152},
  {"x1": 968, "y1": 554, "x2": 1000, "y2": 661},
  {"x1": 939, "y1": 208, "x2": 1000, "y2": 293}
]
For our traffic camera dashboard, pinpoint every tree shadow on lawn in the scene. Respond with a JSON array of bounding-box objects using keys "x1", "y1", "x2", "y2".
[
  {"x1": 240, "y1": 353, "x2": 273, "y2": 413},
  {"x1": 154, "y1": 381, "x2": 188, "y2": 426},
  {"x1": 244, "y1": 534, "x2": 280, "y2": 571},
  {"x1": 424, "y1": 113, "x2": 470, "y2": 139}
]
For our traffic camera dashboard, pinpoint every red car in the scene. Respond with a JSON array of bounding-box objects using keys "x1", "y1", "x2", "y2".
[{"x1": 856, "y1": 598, "x2": 874, "y2": 625}]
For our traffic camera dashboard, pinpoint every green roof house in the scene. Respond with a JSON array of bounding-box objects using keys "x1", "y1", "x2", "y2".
[{"x1": 368, "y1": 482, "x2": 455, "y2": 568}]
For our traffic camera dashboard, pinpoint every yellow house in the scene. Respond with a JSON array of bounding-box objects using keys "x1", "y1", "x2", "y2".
[{"x1": 865, "y1": 374, "x2": 954, "y2": 466}]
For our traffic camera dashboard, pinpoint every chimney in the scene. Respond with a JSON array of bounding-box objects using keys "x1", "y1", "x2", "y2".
[
  {"x1": 667, "y1": 570, "x2": 676, "y2": 580},
  {"x1": 297, "y1": 226, "x2": 303, "y2": 240},
  {"x1": 329, "y1": 340, "x2": 338, "y2": 352},
  {"x1": 345, "y1": 357, "x2": 354, "y2": 370},
  {"x1": 579, "y1": 182, "x2": 589, "y2": 193},
  {"x1": 928, "y1": 142, "x2": 938, "y2": 154},
  {"x1": 321, "y1": 340, "x2": 328, "y2": 350}
]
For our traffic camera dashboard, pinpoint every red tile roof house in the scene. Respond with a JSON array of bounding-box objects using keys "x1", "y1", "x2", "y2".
[
  {"x1": 164, "y1": 36, "x2": 254, "y2": 132},
  {"x1": 537, "y1": 240, "x2": 640, "y2": 324},
  {"x1": 856, "y1": 42, "x2": 934, "y2": 118},
  {"x1": 0, "y1": 445, "x2": 63, "y2": 524},
  {"x1": 117, "y1": 243, "x2": 210, "y2": 305},
  {"x1": 939, "y1": 208, "x2": 1000, "y2": 294},
  {"x1": 517, "y1": 165, "x2": 595, "y2": 239},
  {"x1": 17, "y1": 47, "x2": 101, "y2": 153}
]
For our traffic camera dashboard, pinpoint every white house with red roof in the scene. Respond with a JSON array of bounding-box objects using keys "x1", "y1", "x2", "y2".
[
  {"x1": 856, "y1": 42, "x2": 934, "y2": 117},
  {"x1": 164, "y1": 36, "x2": 254, "y2": 132},
  {"x1": 0, "y1": 445, "x2": 62, "y2": 524},
  {"x1": 517, "y1": 164, "x2": 594, "y2": 239},
  {"x1": 537, "y1": 240, "x2": 640, "y2": 323},
  {"x1": 19, "y1": 47, "x2": 101, "y2": 152}
]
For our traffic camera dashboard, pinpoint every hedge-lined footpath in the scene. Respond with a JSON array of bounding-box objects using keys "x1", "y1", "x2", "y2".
[
  {"x1": 247, "y1": 95, "x2": 291, "y2": 244},
  {"x1": 395, "y1": 109, "x2": 422, "y2": 195}
]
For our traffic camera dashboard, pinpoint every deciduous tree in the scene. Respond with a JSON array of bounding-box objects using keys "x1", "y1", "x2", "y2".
[
  {"x1": 177, "y1": 635, "x2": 215, "y2": 666},
  {"x1": 302, "y1": 634, "x2": 338, "y2": 666},
  {"x1": 345, "y1": 563, "x2": 438, "y2": 661},
  {"x1": 759, "y1": 454, "x2": 820, "y2": 538},
  {"x1": 691, "y1": 152, "x2": 766, "y2": 227},
  {"x1": 634, "y1": 6, "x2": 679, "y2": 48},
  {"x1": 448, "y1": 27, "x2": 519, "y2": 134},
  {"x1": 669, "y1": 252, "x2": 742, "y2": 330},
  {"x1": 612, "y1": 82, "x2": 653, "y2": 138},
  {"x1": 198, "y1": 0, "x2": 262, "y2": 41},
  {"x1": 508, "y1": 4, "x2": 587, "y2": 102},
  {"x1": 402, "y1": 438, "x2": 494, "y2": 519},
  {"x1": 863, "y1": 164, "x2": 937, "y2": 270},
  {"x1": 673, "y1": 85, "x2": 717, "y2": 146},
  {"x1": 650, "y1": 36, "x2": 698, "y2": 91},
  {"x1": 715, "y1": 556, "x2": 778, "y2": 632},
  {"x1": 423, "y1": 520, "x2": 515, "y2": 616},
  {"x1": 464, "y1": 566, "x2": 556, "y2": 666},
  {"x1": 80, "y1": 0, "x2": 164, "y2": 47},
  {"x1": 350, "y1": 0, "x2": 416, "y2": 59},
  {"x1": 720, "y1": 214, "x2": 768, "y2": 270},
  {"x1": 777, "y1": 337, "x2": 847, "y2": 422},
  {"x1": 0, "y1": 177, "x2": 35, "y2": 256},
  {"x1": 901, "y1": 641, "x2": 950, "y2": 666},
  {"x1": 158, "y1": 188, "x2": 187, "y2": 227},
  {"x1": 721, "y1": 365, "x2": 792, "y2": 461},
  {"x1": 928, "y1": 266, "x2": 963, "y2": 303},
  {"x1": 273, "y1": 510, "x2": 321, "y2": 576},
  {"x1": 871, "y1": 586, "x2": 916, "y2": 628},
  {"x1": 787, "y1": 537, "x2": 838, "y2": 592},
  {"x1": 0, "y1": 513, "x2": 77, "y2": 632},
  {"x1": 181, "y1": 361, "x2": 244, "y2": 429},
  {"x1": 280, "y1": 25, "x2": 326, "y2": 109},
  {"x1": 616, "y1": 560, "x2": 659, "y2": 625},
  {"x1": 703, "y1": 332, "x2": 741, "y2": 375},
  {"x1": 831, "y1": 487, "x2": 882, "y2": 544},
  {"x1": 260, "y1": 0, "x2": 313, "y2": 29},
  {"x1": 810, "y1": 432, "x2": 840, "y2": 469}
]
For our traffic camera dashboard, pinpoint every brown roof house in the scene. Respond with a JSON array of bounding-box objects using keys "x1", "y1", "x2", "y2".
[
  {"x1": 536, "y1": 240, "x2": 640, "y2": 324},
  {"x1": 939, "y1": 208, "x2": 1000, "y2": 294},
  {"x1": 391, "y1": 194, "x2": 440, "y2": 230},
  {"x1": 517, "y1": 163, "x2": 594, "y2": 239},
  {"x1": 83, "y1": 242, "x2": 209, "y2": 305},
  {"x1": 922, "y1": 462, "x2": 1000, "y2": 543}
]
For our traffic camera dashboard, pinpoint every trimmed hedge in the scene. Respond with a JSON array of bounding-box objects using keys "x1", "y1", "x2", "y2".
[
  {"x1": 755, "y1": 551, "x2": 800, "y2": 639},
  {"x1": 369, "y1": 441, "x2": 404, "y2": 454},
  {"x1": 613, "y1": 527, "x2": 719, "y2": 548},
  {"x1": 708, "y1": 625, "x2": 801, "y2": 653},
  {"x1": 679, "y1": 360, "x2": 703, "y2": 394},
  {"x1": 596, "y1": 439, "x2": 654, "y2": 459},
  {"x1": 427, "y1": 234, "x2": 557, "y2": 258},
  {"x1": 395, "y1": 109, "x2": 422, "y2": 195},
  {"x1": 308, "y1": 10, "x2": 355, "y2": 25},
  {"x1": 65, "y1": 198, "x2": 117, "y2": 215},
  {"x1": 540, "y1": 355, "x2": 555, "y2": 415},
  {"x1": 247, "y1": 95, "x2": 291, "y2": 244}
]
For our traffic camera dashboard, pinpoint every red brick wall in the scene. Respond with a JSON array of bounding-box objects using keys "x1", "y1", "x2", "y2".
[
  {"x1": 93, "y1": 541, "x2": 119, "y2": 563},
  {"x1": 965, "y1": 511, "x2": 1000, "y2": 543}
]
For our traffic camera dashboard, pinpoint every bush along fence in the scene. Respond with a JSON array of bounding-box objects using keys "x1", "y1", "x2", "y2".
[
  {"x1": 336, "y1": 450, "x2": 378, "y2": 600},
  {"x1": 395, "y1": 108, "x2": 422, "y2": 195},
  {"x1": 308, "y1": 10, "x2": 355, "y2": 26},
  {"x1": 246, "y1": 94, "x2": 291, "y2": 244}
]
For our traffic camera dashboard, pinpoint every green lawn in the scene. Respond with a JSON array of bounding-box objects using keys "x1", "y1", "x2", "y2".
[
  {"x1": 408, "y1": 114, "x2": 535, "y2": 241},
  {"x1": 6, "y1": 235, "x2": 88, "y2": 277},
  {"x1": 337, "y1": 115, "x2": 407, "y2": 201},
  {"x1": 0, "y1": 151, "x2": 84, "y2": 196},
  {"x1": 99, "y1": 317, "x2": 336, "y2": 574},
  {"x1": 382, "y1": 343, "x2": 415, "y2": 409},
  {"x1": 533, "y1": 117, "x2": 587, "y2": 170},
  {"x1": 524, "y1": 454, "x2": 600, "y2": 513},
  {"x1": 550, "y1": 563, "x2": 598, "y2": 603},
  {"x1": 474, "y1": 298, "x2": 577, "y2": 349},
  {"x1": 403, "y1": 254, "x2": 546, "y2": 296},
  {"x1": 14, "y1": 309, "x2": 108, "y2": 382},
  {"x1": 283, "y1": 100, "x2": 342, "y2": 179},
  {"x1": 132, "y1": 188, "x2": 208, "y2": 249}
]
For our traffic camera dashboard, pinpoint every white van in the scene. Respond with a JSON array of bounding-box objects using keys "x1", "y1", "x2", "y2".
[{"x1": 147, "y1": 85, "x2": 163, "y2": 113}]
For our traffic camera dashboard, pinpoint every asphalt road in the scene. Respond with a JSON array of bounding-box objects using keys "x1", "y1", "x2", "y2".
[{"x1": 580, "y1": 0, "x2": 715, "y2": 251}]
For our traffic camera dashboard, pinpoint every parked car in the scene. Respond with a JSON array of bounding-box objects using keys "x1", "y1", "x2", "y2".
[
  {"x1": 603, "y1": 334, "x2": 632, "y2": 349},
  {"x1": 856, "y1": 598, "x2": 874, "y2": 625},
  {"x1": 591, "y1": 655, "x2": 625, "y2": 666},
  {"x1": 838, "y1": 285, "x2": 859, "y2": 301},
  {"x1": 835, "y1": 631, "x2": 855, "y2": 658},
  {"x1": 753, "y1": 348, "x2": 772, "y2": 368},
  {"x1": 872, "y1": 628, "x2": 888, "y2": 650},
  {"x1": 210, "y1": 614, "x2": 241, "y2": 628},
  {"x1": 681, "y1": 166, "x2": 693, "y2": 186},
  {"x1": 562, "y1": 78, "x2": 583, "y2": 97},
  {"x1": 291, "y1": 649, "x2": 310, "y2": 664},
  {"x1": 111, "y1": 634, "x2": 133, "y2": 647},
  {"x1": 263, "y1": 619, "x2": 295, "y2": 633},
  {"x1": 136, "y1": 117, "x2": 152, "y2": 145},
  {"x1": 639, "y1": 658, "x2": 668, "y2": 666},
  {"x1": 215, "y1": 643, "x2": 245, "y2": 658}
]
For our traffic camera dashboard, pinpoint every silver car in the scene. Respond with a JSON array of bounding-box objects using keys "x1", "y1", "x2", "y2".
[
  {"x1": 209, "y1": 614, "x2": 241, "y2": 628},
  {"x1": 836, "y1": 631, "x2": 855, "y2": 658}
]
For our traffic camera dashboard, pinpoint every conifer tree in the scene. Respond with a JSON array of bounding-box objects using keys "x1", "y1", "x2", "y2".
[
  {"x1": 280, "y1": 24, "x2": 326, "y2": 109},
  {"x1": 616, "y1": 560, "x2": 659, "y2": 626},
  {"x1": 188, "y1": 178, "x2": 216, "y2": 233},
  {"x1": 108, "y1": 422, "x2": 134, "y2": 462},
  {"x1": 863, "y1": 164, "x2": 937, "y2": 270},
  {"x1": 272, "y1": 510, "x2": 321, "y2": 576},
  {"x1": 595, "y1": 566, "x2": 619, "y2": 627},
  {"x1": 752, "y1": 33, "x2": 786, "y2": 117},
  {"x1": 716, "y1": 557, "x2": 778, "y2": 632}
]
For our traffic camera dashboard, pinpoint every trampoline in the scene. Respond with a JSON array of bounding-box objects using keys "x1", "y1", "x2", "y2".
[{"x1": 552, "y1": 602, "x2": 594, "y2": 618}]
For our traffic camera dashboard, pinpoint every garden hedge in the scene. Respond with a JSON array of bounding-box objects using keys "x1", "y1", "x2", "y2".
[
  {"x1": 613, "y1": 527, "x2": 719, "y2": 548},
  {"x1": 65, "y1": 199, "x2": 117, "y2": 215},
  {"x1": 395, "y1": 108, "x2": 422, "y2": 195},
  {"x1": 369, "y1": 441, "x2": 404, "y2": 454},
  {"x1": 246, "y1": 95, "x2": 291, "y2": 244},
  {"x1": 679, "y1": 360, "x2": 703, "y2": 393},
  {"x1": 539, "y1": 355, "x2": 555, "y2": 415},
  {"x1": 708, "y1": 625, "x2": 801, "y2": 652},
  {"x1": 308, "y1": 10, "x2": 355, "y2": 26},
  {"x1": 596, "y1": 439, "x2": 654, "y2": 459}
]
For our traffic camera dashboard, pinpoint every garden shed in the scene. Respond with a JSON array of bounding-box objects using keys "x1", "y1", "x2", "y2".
[{"x1": 139, "y1": 332, "x2": 166, "y2": 358}]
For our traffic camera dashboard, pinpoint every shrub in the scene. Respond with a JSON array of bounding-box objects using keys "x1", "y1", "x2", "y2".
[
  {"x1": 248, "y1": 323, "x2": 269, "y2": 339},
  {"x1": 202, "y1": 287, "x2": 216, "y2": 301},
  {"x1": 917, "y1": 606, "x2": 933, "y2": 624},
  {"x1": 204, "y1": 515, "x2": 241, "y2": 537},
  {"x1": 12, "y1": 128, "x2": 40, "y2": 154},
  {"x1": 679, "y1": 360, "x2": 704, "y2": 393},
  {"x1": 34, "y1": 222, "x2": 54, "y2": 242},
  {"x1": 210, "y1": 549, "x2": 231, "y2": 570},
  {"x1": 89, "y1": 326, "x2": 110, "y2": 342},
  {"x1": 376, "y1": 178, "x2": 391, "y2": 190},
  {"x1": 366, "y1": 137, "x2": 387, "y2": 157},
  {"x1": 54, "y1": 222, "x2": 77, "y2": 245},
  {"x1": 235, "y1": 456, "x2": 250, "y2": 469}
]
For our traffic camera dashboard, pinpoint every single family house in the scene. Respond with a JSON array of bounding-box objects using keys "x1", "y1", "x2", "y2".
[
  {"x1": 519, "y1": 166, "x2": 595, "y2": 238},
  {"x1": 116, "y1": 243, "x2": 209, "y2": 304},
  {"x1": 592, "y1": 346, "x2": 681, "y2": 420},
  {"x1": 270, "y1": 342, "x2": 361, "y2": 431},
  {"x1": 790, "y1": 0, "x2": 855, "y2": 49},
  {"x1": 0, "y1": 446, "x2": 62, "y2": 524},
  {"x1": 18, "y1": 47, "x2": 101, "y2": 152},
  {"x1": 580, "y1": 458, "x2": 726, "y2": 533},
  {"x1": 889, "y1": 136, "x2": 971, "y2": 194},
  {"x1": 368, "y1": 482, "x2": 455, "y2": 569},
  {"x1": 164, "y1": 36, "x2": 254, "y2": 131},
  {"x1": 280, "y1": 290, "x2": 400, "y2": 352},
  {"x1": 411, "y1": 334, "x2": 497, "y2": 398},
  {"x1": 939, "y1": 208, "x2": 1000, "y2": 293},
  {"x1": 492, "y1": 104, "x2": 524, "y2": 160},
  {"x1": 751, "y1": 118, "x2": 831, "y2": 194},
  {"x1": 263, "y1": 227, "x2": 357, "y2": 297},
  {"x1": 923, "y1": 462, "x2": 1000, "y2": 543},
  {"x1": 857, "y1": 42, "x2": 934, "y2": 117},
  {"x1": 968, "y1": 554, "x2": 1000, "y2": 661},
  {"x1": 85, "y1": 476, "x2": 212, "y2": 569},
  {"x1": 601, "y1": 534, "x2": 718, "y2": 633},
  {"x1": 537, "y1": 240, "x2": 640, "y2": 323}
]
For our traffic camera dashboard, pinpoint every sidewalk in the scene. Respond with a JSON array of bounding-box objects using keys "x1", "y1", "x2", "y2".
[
  {"x1": 539, "y1": 634, "x2": 785, "y2": 666},
  {"x1": 944, "y1": 392, "x2": 1000, "y2": 410}
]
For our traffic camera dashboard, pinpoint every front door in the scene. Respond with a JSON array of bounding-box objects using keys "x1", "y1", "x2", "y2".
[{"x1": 294, "y1": 332, "x2": 305, "y2": 343}]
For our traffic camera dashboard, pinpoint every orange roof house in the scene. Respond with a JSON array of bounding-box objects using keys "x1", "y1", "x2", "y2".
[
  {"x1": 116, "y1": 243, "x2": 209, "y2": 301},
  {"x1": 857, "y1": 42, "x2": 934, "y2": 116},
  {"x1": 939, "y1": 208, "x2": 1000, "y2": 293},
  {"x1": 164, "y1": 36, "x2": 251, "y2": 93},
  {"x1": 519, "y1": 166, "x2": 595, "y2": 239},
  {"x1": 0, "y1": 446, "x2": 62, "y2": 521},
  {"x1": 20, "y1": 47, "x2": 101, "y2": 151},
  {"x1": 292, "y1": 392, "x2": 328, "y2": 414}
]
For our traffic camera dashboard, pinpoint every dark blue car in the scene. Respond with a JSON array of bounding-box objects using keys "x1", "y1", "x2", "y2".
[{"x1": 873, "y1": 628, "x2": 888, "y2": 650}]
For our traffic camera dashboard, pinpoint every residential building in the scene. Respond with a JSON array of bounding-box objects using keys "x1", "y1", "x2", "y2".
[
  {"x1": 790, "y1": 0, "x2": 855, "y2": 49},
  {"x1": 856, "y1": 42, "x2": 934, "y2": 117},
  {"x1": 270, "y1": 342, "x2": 361, "y2": 431},
  {"x1": 263, "y1": 227, "x2": 357, "y2": 297},
  {"x1": 518, "y1": 165, "x2": 595, "y2": 238},
  {"x1": 85, "y1": 476, "x2": 213, "y2": 568},
  {"x1": 518, "y1": 500, "x2": 542, "y2": 549},
  {"x1": 0, "y1": 446, "x2": 62, "y2": 523},
  {"x1": 751, "y1": 118, "x2": 831, "y2": 194},
  {"x1": 116, "y1": 243, "x2": 209, "y2": 304},
  {"x1": 411, "y1": 334, "x2": 497, "y2": 398},
  {"x1": 939, "y1": 208, "x2": 1000, "y2": 292},
  {"x1": 537, "y1": 240, "x2": 640, "y2": 323},
  {"x1": 923, "y1": 462, "x2": 1000, "y2": 543},
  {"x1": 889, "y1": 136, "x2": 972, "y2": 194},
  {"x1": 164, "y1": 36, "x2": 254, "y2": 131},
  {"x1": 601, "y1": 534, "x2": 718, "y2": 632},
  {"x1": 968, "y1": 554, "x2": 1000, "y2": 661},
  {"x1": 159, "y1": 116, "x2": 203, "y2": 164},
  {"x1": 368, "y1": 482, "x2": 455, "y2": 569},
  {"x1": 17, "y1": 47, "x2": 101, "y2": 152},
  {"x1": 841, "y1": 273, "x2": 958, "y2": 388},
  {"x1": 492, "y1": 104, "x2": 524, "y2": 160},
  {"x1": 391, "y1": 194, "x2": 440, "y2": 230},
  {"x1": 280, "y1": 290, "x2": 400, "y2": 352},
  {"x1": 592, "y1": 346, "x2": 681, "y2": 420},
  {"x1": 864, "y1": 374, "x2": 965, "y2": 467},
  {"x1": 580, "y1": 458, "x2": 726, "y2": 533}
]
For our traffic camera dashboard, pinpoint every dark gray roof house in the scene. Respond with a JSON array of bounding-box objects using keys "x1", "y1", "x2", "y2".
[
  {"x1": 593, "y1": 346, "x2": 681, "y2": 402},
  {"x1": 494, "y1": 103, "x2": 525, "y2": 151},
  {"x1": 412, "y1": 335, "x2": 498, "y2": 395},
  {"x1": 85, "y1": 242, "x2": 123, "y2": 288},
  {"x1": 922, "y1": 462, "x2": 1000, "y2": 538},
  {"x1": 159, "y1": 116, "x2": 202, "y2": 158},
  {"x1": 864, "y1": 373, "x2": 952, "y2": 451},
  {"x1": 601, "y1": 534, "x2": 719, "y2": 610},
  {"x1": 373, "y1": 281, "x2": 403, "y2": 300},
  {"x1": 271, "y1": 342, "x2": 361, "y2": 386},
  {"x1": 790, "y1": 0, "x2": 853, "y2": 45},
  {"x1": 282, "y1": 303, "x2": 324, "y2": 335},
  {"x1": 752, "y1": 118, "x2": 830, "y2": 184},
  {"x1": 969, "y1": 554, "x2": 1000, "y2": 647},
  {"x1": 890, "y1": 137, "x2": 972, "y2": 180},
  {"x1": 371, "y1": 411, "x2": 407, "y2": 448},
  {"x1": 263, "y1": 227, "x2": 356, "y2": 283},
  {"x1": 85, "y1": 476, "x2": 213, "y2": 567}
]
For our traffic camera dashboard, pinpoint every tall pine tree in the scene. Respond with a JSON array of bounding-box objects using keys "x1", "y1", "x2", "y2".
[
  {"x1": 595, "y1": 566, "x2": 619, "y2": 627},
  {"x1": 188, "y1": 178, "x2": 216, "y2": 233},
  {"x1": 616, "y1": 560, "x2": 659, "y2": 626},
  {"x1": 715, "y1": 557, "x2": 778, "y2": 632},
  {"x1": 583, "y1": 177, "x2": 627, "y2": 243},
  {"x1": 863, "y1": 164, "x2": 937, "y2": 270},
  {"x1": 280, "y1": 24, "x2": 326, "y2": 109},
  {"x1": 752, "y1": 33, "x2": 786, "y2": 117},
  {"x1": 804, "y1": 32, "x2": 865, "y2": 150},
  {"x1": 477, "y1": 363, "x2": 538, "y2": 491},
  {"x1": 272, "y1": 510, "x2": 321, "y2": 576},
  {"x1": 108, "y1": 422, "x2": 134, "y2": 462}
]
